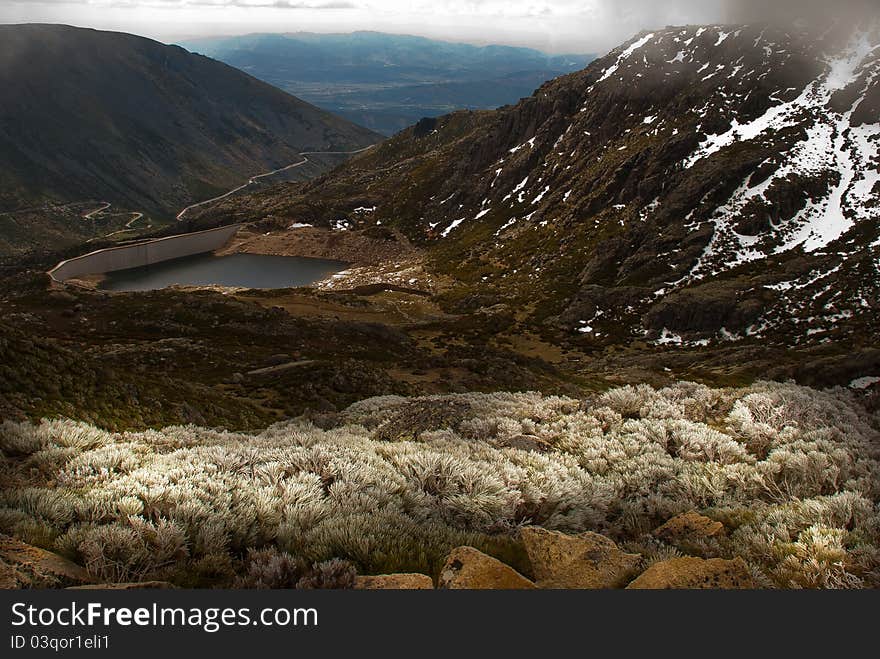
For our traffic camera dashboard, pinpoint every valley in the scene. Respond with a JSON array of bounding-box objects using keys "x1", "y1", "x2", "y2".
[
  {"x1": 0, "y1": 25, "x2": 380, "y2": 255},
  {"x1": 1, "y1": 19, "x2": 878, "y2": 591},
  {"x1": 181, "y1": 32, "x2": 594, "y2": 136}
]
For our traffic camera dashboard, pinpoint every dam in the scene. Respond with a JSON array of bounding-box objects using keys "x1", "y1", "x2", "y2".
[
  {"x1": 48, "y1": 224, "x2": 243, "y2": 282},
  {"x1": 49, "y1": 224, "x2": 348, "y2": 291}
]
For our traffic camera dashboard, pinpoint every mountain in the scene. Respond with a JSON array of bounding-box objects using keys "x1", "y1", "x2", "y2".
[
  {"x1": 2, "y1": 23, "x2": 879, "y2": 591},
  {"x1": 196, "y1": 22, "x2": 880, "y2": 385},
  {"x1": 180, "y1": 31, "x2": 594, "y2": 135},
  {"x1": 0, "y1": 24, "x2": 380, "y2": 241}
]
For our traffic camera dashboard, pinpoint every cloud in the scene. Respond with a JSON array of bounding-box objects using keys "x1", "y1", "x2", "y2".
[
  {"x1": 724, "y1": 0, "x2": 879, "y2": 25},
  {"x1": 6, "y1": 0, "x2": 874, "y2": 54},
  {"x1": 4, "y1": 0, "x2": 357, "y2": 6}
]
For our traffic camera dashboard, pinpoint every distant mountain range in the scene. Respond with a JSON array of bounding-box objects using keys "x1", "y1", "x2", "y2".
[
  {"x1": 197, "y1": 22, "x2": 880, "y2": 385},
  {"x1": 0, "y1": 24, "x2": 379, "y2": 250},
  {"x1": 179, "y1": 32, "x2": 594, "y2": 136}
]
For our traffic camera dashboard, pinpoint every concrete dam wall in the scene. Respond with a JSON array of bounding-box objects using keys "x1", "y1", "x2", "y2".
[{"x1": 49, "y1": 224, "x2": 242, "y2": 282}]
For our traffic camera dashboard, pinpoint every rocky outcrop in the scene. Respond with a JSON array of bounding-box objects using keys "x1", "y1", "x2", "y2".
[
  {"x1": 354, "y1": 574, "x2": 434, "y2": 590},
  {"x1": 626, "y1": 557, "x2": 755, "y2": 589},
  {"x1": 0, "y1": 534, "x2": 88, "y2": 587},
  {"x1": 373, "y1": 398, "x2": 473, "y2": 442},
  {"x1": 502, "y1": 434, "x2": 552, "y2": 453},
  {"x1": 438, "y1": 547, "x2": 536, "y2": 590},
  {"x1": 221, "y1": 226, "x2": 419, "y2": 268},
  {"x1": 520, "y1": 527, "x2": 641, "y2": 589},
  {"x1": 1, "y1": 559, "x2": 24, "y2": 589},
  {"x1": 434, "y1": 531, "x2": 758, "y2": 590},
  {"x1": 196, "y1": 23, "x2": 880, "y2": 363},
  {"x1": 643, "y1": 282, "x2": 768, "y2": 335},
  {"x1": 654, "y1": 511, "x2": 726, "y2": 554}
]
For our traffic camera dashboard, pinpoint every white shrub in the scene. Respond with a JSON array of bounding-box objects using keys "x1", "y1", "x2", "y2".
[{"x1": 2, "y1": 380, "x2": 878, "y2": 587}]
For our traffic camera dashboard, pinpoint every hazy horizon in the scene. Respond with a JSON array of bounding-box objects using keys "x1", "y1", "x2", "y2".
[
  {"x1": 0, "y1": 1, "x2": 730, "y2": 54},
  {"x1": 1, "y1": 1, "x2": 875, "y2": 56}
]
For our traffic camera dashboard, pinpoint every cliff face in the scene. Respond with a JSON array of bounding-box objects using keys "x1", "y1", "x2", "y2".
[{"x1": 203, "y1": 23, "x2": 879, "y2": 368}]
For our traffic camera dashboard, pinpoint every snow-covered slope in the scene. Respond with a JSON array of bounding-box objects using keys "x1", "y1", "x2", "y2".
[{"x1": 196, "y1": 23, "x2": 879, "y2": 370}]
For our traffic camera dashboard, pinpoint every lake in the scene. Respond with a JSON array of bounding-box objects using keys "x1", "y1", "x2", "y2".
[{"x1": 99, "y1": 252, "x2": 348, "y2": 292}]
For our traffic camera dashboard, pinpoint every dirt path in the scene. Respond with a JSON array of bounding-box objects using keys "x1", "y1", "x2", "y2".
[
  {"x1": 176, "y1": 145, "x2": 374, "y2": 221},
  {"x1": 82, "y1": 202, "x2": 111, "y2": 219}
]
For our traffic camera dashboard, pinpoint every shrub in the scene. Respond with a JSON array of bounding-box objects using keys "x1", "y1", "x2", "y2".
[{"x1": 1, "y1": 381, "x2": 877, "y2": 588}]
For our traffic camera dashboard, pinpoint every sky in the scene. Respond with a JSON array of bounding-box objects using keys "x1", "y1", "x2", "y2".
[
  {"x1": 0, "y1": 0, "x2": 731, "y2": 53},
  {"x1": 0, "y1": 1, "x2": 874, "y2": 53}
]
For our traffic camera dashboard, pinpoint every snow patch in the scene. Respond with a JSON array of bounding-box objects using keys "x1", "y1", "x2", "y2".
[{"x1": 598, "y1": 33, "x2": 655, "y2": 83}]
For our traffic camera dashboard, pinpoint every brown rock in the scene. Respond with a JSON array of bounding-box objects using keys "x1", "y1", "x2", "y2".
[
  {"x1": 503, "y1": 435, "x2": 551, "y2": 453},
  {"x1": 1, "y1": 559, "x2": 25, "y2": 589},
  {"x1": 654, "y1": 511, "x2": 725, "y2": 545},
  {"x1": 627, "y1": 557, "x2": 756, "y2": 589},
  {"x1": 438, "y1": 546, "x2": 536, "y2": 590},
  {"x1": 354, "y1": 574, "x2": 434, "y2": 590},
  {"x1": 0, "y1": 534, "x2": 88, "y2": 586},
  {"x1": 68, "y1": 581, "x2": 177, "y2": 590},
  {"x1": 521, "y1": 527, "x2": 641, "y2": 589}
]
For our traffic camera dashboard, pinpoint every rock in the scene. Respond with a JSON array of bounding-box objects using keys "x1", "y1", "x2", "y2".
[
  {"x1": 643, "y1": 281, "x2": 767, "y2": 334},
  {"x1": 520, "y1": 527, "x2": 641, "y2": 589},
  {"x1": 503, "y1": 434, "x2": 550, "y2": 453},
  {"x1": 68, "y1": 581, "x2": 177, "y2": 590},
  {"x1": 438, "y1": 547, "x2": 536, "y2": 590},
  {"x1": 354, "y1": 574, "x2": 434, "y2": 590},
  {"x1": 1, "y1": 559, "x2": 25, "y2": 589},
  {"x1": 654, "y1": 511, "x2": 725, "y2": 553},
  {"x1": 626, "y1": 557, "x2": 756, "y2": 589},
  {"x1": 0, "y1": 534, "x2": 88, "y2": 586},
  {"x1": 373, "y1": 399, "x2": 472, "y2": 442}
]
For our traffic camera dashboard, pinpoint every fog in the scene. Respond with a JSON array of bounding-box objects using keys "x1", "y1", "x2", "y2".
[{"x1": 0, "y1": 0, "x2": 877, "y2": 53}]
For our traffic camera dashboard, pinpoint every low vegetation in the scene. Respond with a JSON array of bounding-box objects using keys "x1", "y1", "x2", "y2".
[{"x1": 1, "y1": 381, "x2": 877, "y2": 588}]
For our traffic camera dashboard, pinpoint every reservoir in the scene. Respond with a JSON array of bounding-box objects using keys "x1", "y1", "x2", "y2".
[{"x1": 99, "y1": 252, "x2": 347, "y2": 291}]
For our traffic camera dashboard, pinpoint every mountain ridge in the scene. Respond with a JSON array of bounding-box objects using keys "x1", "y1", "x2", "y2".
[
  {"x1": 0, "y1": 23, "x2": 380, "y2": 247},
  {"x1": 180, "y1": 30, "x2": 594, "y2": 135},
  {"x1": 193, "y1": 21, "x2": 880, "y2": 384}
]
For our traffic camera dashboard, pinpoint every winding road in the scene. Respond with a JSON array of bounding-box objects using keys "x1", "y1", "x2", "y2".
[
  {"x1": 74, "y1": 145, "x2": 374, "y2": 242},
  {"x1": 86, "y1": 211, "x2": 146, "y2": 242},
  {"x1": 175, "y1": 145, "x2": 375, "y2": 221},
  {"x1": 82, "y1": 202, "x2": 111, "y2": 220}
]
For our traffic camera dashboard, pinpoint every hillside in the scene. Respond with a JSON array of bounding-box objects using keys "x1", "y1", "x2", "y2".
[
  {"x1": 196, "y1": 22, "x2": 880, "y2": 386},
  {"x1": 2, "y1": 381, "x2": 878, "y2": 588},
  {"x1": 1, "y1": 22, "x2": 879, "y2": 591},
  {"x1": 0, "y1": 24, "x2": 380, "y2": 248},
  {"x1": 181, "y1": 31, "x2": 593, "y2": 135}
]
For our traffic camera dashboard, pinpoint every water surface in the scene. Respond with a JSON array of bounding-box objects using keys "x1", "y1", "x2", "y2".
[{"x1": 100, "y1": 252, "x2": 347, "y2": 292}]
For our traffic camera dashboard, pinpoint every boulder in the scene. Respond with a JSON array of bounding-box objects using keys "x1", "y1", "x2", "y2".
[
  {"x1": 373, "y1": 399, "x2": 472, "y2": 442},
  {"x1": 1, "y1": 559, "x2": 24, "y2": 589},
  {"x1": 354, "y1": 574, "x2": 434, "y2": 590},
  {"x1": 0, "y1": 534, "x2": 88, "y2": 586},
  {"x1": 438, "y1": 547, "x2": 536, "y2": 590},
  {"x1": 653, "y1": 511, "x2": 725, "y2": 553},
  {"x1": 520, "y1": 527, "x2": 641, "y2": 589},
  {"x1": 503, "y1": 434, "x2": 551, "y2": 453},
  {"x1": 68, "y1": 581, "x2": 177, "y2": 590},
  {"x1": 627, "y1": 557, "x2": 756, "y2": 589}
]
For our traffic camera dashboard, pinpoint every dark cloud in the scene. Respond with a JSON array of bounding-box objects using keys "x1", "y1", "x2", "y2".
[{"x1": 725, "y1": 0, "x2": 878, "y2": 24}]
